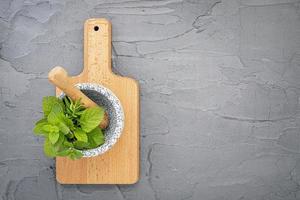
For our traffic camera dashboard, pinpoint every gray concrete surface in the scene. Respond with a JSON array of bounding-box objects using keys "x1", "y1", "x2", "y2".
[{"x1": 1, "y1": 0, "x2": 300, "y2": 199}]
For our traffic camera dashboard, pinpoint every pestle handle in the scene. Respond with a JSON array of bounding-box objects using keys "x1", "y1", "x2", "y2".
[
  {"x1": 48, "y1": 66, "x2": 97, "y2": 107},
  {"x1": 48, "y1": 66, "x2": 109, "y2": 129}
]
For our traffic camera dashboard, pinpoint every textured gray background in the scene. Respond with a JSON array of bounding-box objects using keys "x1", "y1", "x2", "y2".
[{"x1": 1, "y1": 0, "x2": 300, "y2": 199}]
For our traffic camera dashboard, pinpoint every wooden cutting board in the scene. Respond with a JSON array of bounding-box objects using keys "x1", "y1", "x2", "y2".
[{"x1": 55, "y1": 18, "x2": 139, "y2": 184}]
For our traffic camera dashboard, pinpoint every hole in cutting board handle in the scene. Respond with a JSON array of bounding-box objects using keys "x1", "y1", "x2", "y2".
[{"x1": 94, "y1": 26, "x2": 99, "y2": 31}]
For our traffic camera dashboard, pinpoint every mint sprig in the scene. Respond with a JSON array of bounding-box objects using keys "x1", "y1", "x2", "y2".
[{"x1": 33, "y1": 96, "x2": 105, "y2": 160}]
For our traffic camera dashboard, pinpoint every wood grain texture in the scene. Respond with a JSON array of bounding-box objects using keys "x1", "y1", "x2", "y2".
[{"x1": 55, "y1": 18, "x2": 139, "y2": 184}]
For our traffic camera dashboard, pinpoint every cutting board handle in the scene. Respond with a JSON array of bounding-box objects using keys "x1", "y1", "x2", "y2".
[{"x1": 83, "y1": 18, "x2": 112, "y2": 77}]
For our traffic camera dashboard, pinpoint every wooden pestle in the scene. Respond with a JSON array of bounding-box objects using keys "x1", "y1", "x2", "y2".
[{"x1": 48, "y1": 66, "x2": 109, "y2": 129}]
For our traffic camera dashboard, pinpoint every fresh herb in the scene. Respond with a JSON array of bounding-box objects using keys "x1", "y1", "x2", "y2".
[{"x1": 33, "y1": 96, "x2": 105, "y2": 160}]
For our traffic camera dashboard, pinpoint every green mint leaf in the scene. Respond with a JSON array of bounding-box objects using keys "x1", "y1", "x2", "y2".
[
  {"x1": 47, "y1": 104, "x2": 64, "y2": 125},
  {"x1": 79, "y1": 107, "x2": 104, "y2": 132},
  {"x1": 53, "y1": 133, "x2": 65, "y2": 149},
  {"x1": 56, "y1": 148, "x2": 71, "y2": 157},
  {"x1": 47, "y1": 112, "x2": 59, "y2": 125},
  {"x1": 74, "y1": 129, "x2": 88, "y2": 143},
  {"x1": 69, "y1": 149, "x2": 83, "y2": 160},
  {"x1": 89, "y1": 127, "x2": 105, "y2": 146},
  {"x1": 65, "y1": 132, "x2": 74, "y2": 139},
  {"x1": 42, "y1": 124, "x2": 52, "y2": 132},
  {"x1": 33, "y1": 118, "x2": 48, "y2": 135},
  {"x1": 47, "y1": 104, "x2": 71, "y2": 135},
  {"x1": 73, "y1": 141, "x2": 89, "y2": 150},
  {"x1": 86, "y1": 138, "x2": 98, "y2": 149},
  {"x1": 42, "y1": 96, "x2": 64, "y2": 116},
  {"x1": 49, "y1": 131, "x2": 60, "y2": 144},
  {"x1": 44, "y1": 138, "x2": 56, "y2": 157},
  {"x1": 58, "y1": 122, "x2": 70, "y2": 135},
  {"x1": 73, "y1": 149, "x2": 83, "y2": 158},
  {"x1": 63, "y1": 140, "x2": 73, "y2": 148},
  {"x1": 42, "y1": 124, "x2": 59, "y2": 133},
  {"x1": 61, "y1": 116, "x2": 74, "y2": 130}
]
